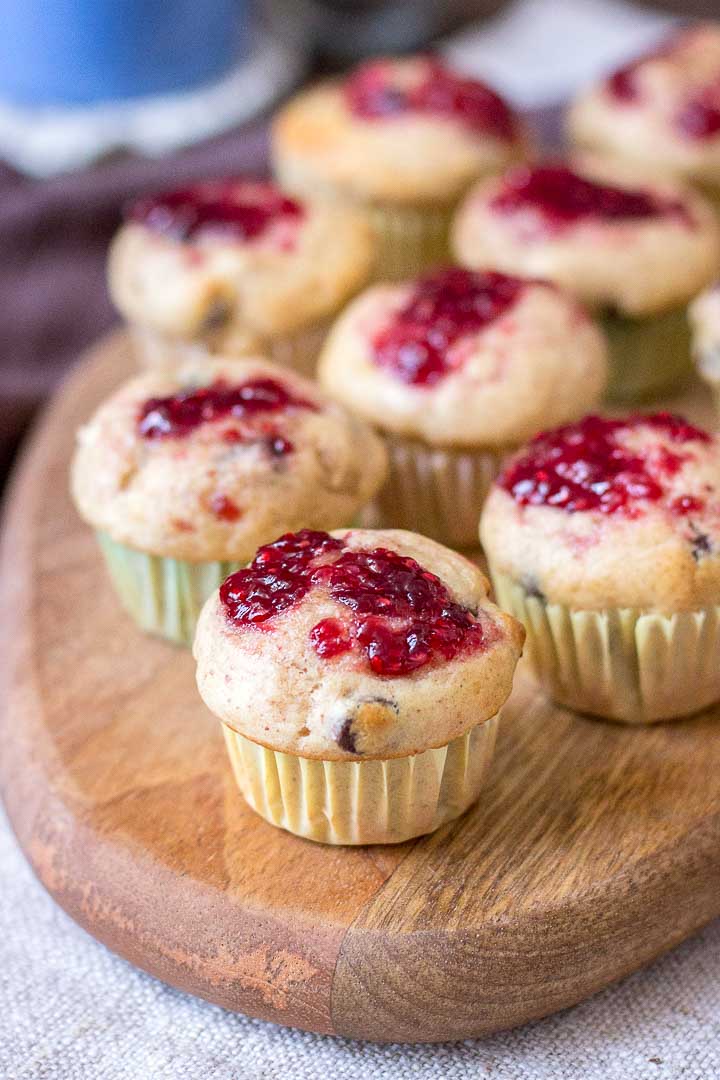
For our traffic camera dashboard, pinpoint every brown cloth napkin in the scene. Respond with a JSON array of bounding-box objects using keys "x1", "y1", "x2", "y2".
[{"x1": 0, "y1": 121, "x2": 268, "y2": 479}]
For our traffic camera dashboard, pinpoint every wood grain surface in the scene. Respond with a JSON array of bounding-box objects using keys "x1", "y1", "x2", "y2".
[{"x1": 1, "y1": 333, "x2": 720, "y2": 1043}]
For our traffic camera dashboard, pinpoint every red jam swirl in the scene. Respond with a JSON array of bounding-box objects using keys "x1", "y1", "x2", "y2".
[
  {"x1": 344, "y1": 57, "x2": 517, "y2": 140},
  {"x1": 604, "y1": 31, "x2": 720, "y2": 142},
  {"x1": 607, "y1": 60, "x2": 643, "y2": 103},
  {"x1": 129, "y1": 180, "x2": 304, "y2": 243},
  {"x1": 137, "y1": 377, "x2": 316, "y2": 454},
  {"x1": 499, "y1": 413, "x2": 710, "y2": 516},
  {"x1": 309, "y1": 618, "x2": 352, "y2": 659},
  {"x1": 220, "y1": 529, "x2": 487, "y2": 677},
  {"x1": 371, "y1": 268, "x2": 528, "y2": 386},
  {"x1": 605, "y1": 32, "x2": 680, "y2": 103},
  {"x1": 490, "y1": 165, "x2": 686, "y2": 231},
  {"x1": 221, "y1": 530, "x2": 343, "y2": 625},
  {"x1": 210, "y1": 494, "x2": 242, "y2": 522},
  {"x1": 677, "y1": 78, "x2": 720, "y2": 139}
]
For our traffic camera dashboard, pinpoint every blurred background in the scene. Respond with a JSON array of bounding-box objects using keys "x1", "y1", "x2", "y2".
[{"x1": 0, "y1": 0, "x2": 714, "y2": 485}]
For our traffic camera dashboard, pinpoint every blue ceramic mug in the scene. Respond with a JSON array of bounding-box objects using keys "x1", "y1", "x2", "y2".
[{"x1": 0, "y1": 0, "x2": 248, "y2": 105}]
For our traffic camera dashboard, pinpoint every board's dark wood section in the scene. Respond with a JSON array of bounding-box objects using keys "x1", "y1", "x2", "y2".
[{"x1": 1, "y1": 334, "x2": 720, "y2": 1043}]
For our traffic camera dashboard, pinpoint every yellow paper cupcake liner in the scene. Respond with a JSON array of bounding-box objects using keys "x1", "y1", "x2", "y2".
[
  {"x1": 374, "y1": 434, "x2": 505, "y2": 548},
  {"x1": 222, "y1": 717, "x2": 498, "y2": 845},
  {"x1": 601, "y1": 304, "x2": 692, "y2": 404},
  {"x1": 699, "y1": 181, "x2": 720, "y2": 218},
  {"x1": 130, "y1": 321, "x2": 329, "y2": 377},
  {"x1": 491, "y1": 569, "x2": 720, "y2": 723},
  {"x1": 691, "y1": 343, "x2": 720, "y2": 419},
  {"x1": 96, "y1": 532, "x2": 242, "y2": 646},
  {"x1": 364, "y1": 201, "x2": 455, "y2": 281}
]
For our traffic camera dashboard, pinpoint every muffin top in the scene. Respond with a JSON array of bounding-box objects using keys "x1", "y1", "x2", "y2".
[
  {"x1": 452, "y1": 161, "x2": 720, "y2": 316},
  {"x1": 690, "y1": 282, "x2": 720, "y2": 382},
  {"x1": 271, "y1": 55, "x2": 527, "y2": 205},
  {"x1": 568, "y1": 25, "x2": 720, "y2": 186},
  {"x1": 317, "y1": 267, "x2": 607, "y2": 448},
  {"x1": 194, "y1": 527, "x2": 524, "y2": 759},
  {"x1": 71, "y1": 358, "x2": 388, "y2": 562},
  {"x1": 480, "y1": 412, "x2": 720, "y2": 611},
  {"x1": 108, "y1": 178, "x2": 374, "y2": 347}
]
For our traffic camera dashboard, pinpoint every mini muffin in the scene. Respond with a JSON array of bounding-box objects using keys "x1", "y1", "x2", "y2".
[
  {"x1": 194, "y1": 526, "x2": 524, "y2": 844},
  {"x1": 318, "y1": 266, "x2": 608, "y2": 547},
  {"x1": 568, "y1": 24, "x2": 720, "y2": 207},
  {"x1": 272, "y1": 55, "x2": 528, "y2": 280},
  {"x1": 71, "y1": 358, "x2": 387, "y2": 645},
  {"x1": 690, "y1": 281, "x2": 720, "y2": 409},
  {"x1": 108, "y1": 177, "x2": 374, "y2": 375},
  {"x1": 452, "y1": 161, "x2": 720, "y2": 402},
  {"x1": 480, "y1": 412, "x2": 720, "y2": 723}
]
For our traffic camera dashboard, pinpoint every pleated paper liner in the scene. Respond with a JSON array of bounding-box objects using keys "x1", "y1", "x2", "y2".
[
  {"x1": 699, "y1": 181, "x2": 720, "y2": 218},
  {"x1": 222, "y1": 717, "x2": 499, "y2": 845},
  {"x1": 374, "y1": 434, "x2": 505, "y2": 548},
  {"x1": 691, "y1": 345, "x2": 720, "y2": 419},
  {"x1": 602, "y1": 304, "x2": 692, "y2": 404},
  {"x1": 130, "y1": 321, "x2": 329, "y2": 377},
  {"x1": 491, "y1": 569, "x2": 720, "y2": 724},
  {"x1": 363, "y1": 201, "x2": 455, "y2": 281},
  {"x1": 96, "y1": 532, "x2": 243, "y2": 646}
]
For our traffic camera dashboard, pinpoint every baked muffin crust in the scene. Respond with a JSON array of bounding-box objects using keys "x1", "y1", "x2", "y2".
[
  {"x1": 108, "y1": 178, "x2": 374, "y2": 349},
  {"x1": 452, "y1": 162, "x2": 720, "y2": 316},
  {"x1": 272, "y1": 55, "x2": 528, "y2": 206},
  {"x1": 318, "y1": 267, "x2": 607, "y2": 447},
  {"x1": 568, "y1": 24, "x2": 720, "y2": 186},
  {"x1": 481, "y1": 412, "x2": 720, "y2": 611},
  {"x1": 194, "y1": 528, "x2": 524, "y2": 759},
  {"x1": 71, "y1": 358, "x2": 388, "y2": 562}
]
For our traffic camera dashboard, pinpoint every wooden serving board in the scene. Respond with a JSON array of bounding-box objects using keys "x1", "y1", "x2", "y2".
[{"x1": 2, "y1": 332, "x2": 720, "y2": 1044}]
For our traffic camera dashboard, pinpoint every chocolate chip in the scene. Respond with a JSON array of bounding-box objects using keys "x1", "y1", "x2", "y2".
[
  {"x1": 335, "y1": 717, "x2": 358, "y2": 754},
  {"x1": 334, "y1": 697, "x2": 399, "y2": 755},
  {"x1": 690, "y1": 528, "x2": 712, "y2": 562}
]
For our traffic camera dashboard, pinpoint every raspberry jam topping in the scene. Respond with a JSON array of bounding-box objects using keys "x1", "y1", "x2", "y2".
[
  {"x1": 210, "y1": 494, "x2": 242, "y2": 522},
  {"x1": 220, "y1": 530, "x2": 487, "y2": 676},
  {"x1": 344, "y1": 57, "x2": 517, "y2": 140},
  {"x1": 490, "y1": 165, "x2": 686, "y2": 231},
  {"x1": 603, "y1": 31, "x2": 720, "y2": 141},
  {"x1": 605, "y1": 32, "x2": 679, "y2": 103},
  {"x1": 500, "y1": 413, "x2": 711, "y2": 516},
  {"x1": 371, "y1": 268, "x2": 527, "y2": 386},
  {"x1": 138, "y1": 377, "x2": 316, "y2": 450},
  {"x1": 309, "y1": 618, "x2": 352, "y2": 659},
  {"x1": 677, "y1": 78, "x2": 720, "y2": 139},
  {"x1": 607, "y1": 60, "x2": 643, "y2": 103},
  {"x1": 221, "y1": 530, "x2": 344, "y2": 625},
  {"x1": 129, "y1": 180, "x2": 304, "y2": 244}
]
